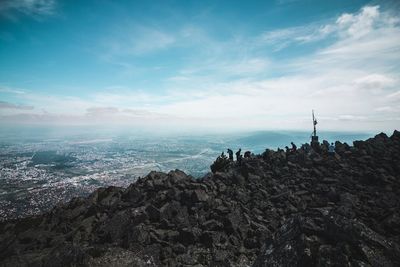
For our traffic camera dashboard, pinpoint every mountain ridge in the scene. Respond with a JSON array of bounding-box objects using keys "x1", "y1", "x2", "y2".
[{"x1": 1, "y1": 131, "x2": 400, "y2": 266}]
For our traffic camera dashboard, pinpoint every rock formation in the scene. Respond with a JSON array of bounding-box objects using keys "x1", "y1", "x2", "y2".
[{"x1": 1, "y1": 131, "x2": 400, "y2": 266}]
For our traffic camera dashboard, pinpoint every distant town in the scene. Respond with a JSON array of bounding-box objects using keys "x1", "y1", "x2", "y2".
[{"x1": 0, "y1": 136, "x2": 220, "y2": 220}]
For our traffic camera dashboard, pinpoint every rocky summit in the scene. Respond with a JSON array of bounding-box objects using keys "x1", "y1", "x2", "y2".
[{"x1": 1, "y1": 131, "x2": 400, "y2": 267}]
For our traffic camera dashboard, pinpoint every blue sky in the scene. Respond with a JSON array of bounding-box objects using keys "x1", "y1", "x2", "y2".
[{"x1": 0, "y1": 0, "x2": 399, "y2": 132}]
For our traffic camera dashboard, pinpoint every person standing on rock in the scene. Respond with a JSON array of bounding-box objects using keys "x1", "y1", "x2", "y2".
[
  {"x1": 291, "y1": 142, "x2": 297, "y2": 152},
  {"x1": 236, "y1": 148, "x2": 242, "y2": 164},
  {"x1": 227, "y1": 149, "x2": 234, "y2": 161}
]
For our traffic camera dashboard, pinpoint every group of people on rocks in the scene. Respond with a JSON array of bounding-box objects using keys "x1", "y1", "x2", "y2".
[
  {"x1": 221, "y1": 140, "x2": 336, "y2": 167},
  {"x1": 284, "y1": 141, "x2": 336, "y2": 157},
  {"x1": 285, "y1": 142, "x2": 298, "y2": 154},
  {"x1": 223, "y1": 148, "x2": 253, "y2": 164}
]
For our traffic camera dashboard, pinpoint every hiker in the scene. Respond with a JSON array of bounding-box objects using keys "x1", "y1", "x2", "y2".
[
  {"x1": 328, "y1": 142, "x2": 335, "y2": 155},
  {"x1": 285, "y1": 146, "x2": 290, "y2": 154},
  {"x1": 227, "y1": 149, "x2": 234, "y2": 161},
  {"x1": 291, "y1": 142, "x2": 297, "y2": 152},
  {"x1": 236, "y1": 148, "x2": 242, "y2": 164},
  {"x1": 244, "y1": 151, "x2": 251, "y2": 158}
]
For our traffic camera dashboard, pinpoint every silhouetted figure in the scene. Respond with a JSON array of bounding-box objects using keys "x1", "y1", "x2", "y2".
[
  {"x1": 221, "y1": 151, "x2": 225, "y2": 158},
  {"x1": 328, "y1": 142, "x2": 335, "y2": 155},
  {"x1": 291, "y1": 142, "x2": 297, "y2": 152},
  {"x1": 285, "y1": 146, "x2": 290, "y2": 154},
  {"x1": 227, "y1": 149, "x2": 234, "y2": 161},
  {"x1": 236, "y1": 148, "x2": 242, "y2": 164},
  {"x1": 244, "y1": 151, "x2": 251, "y2": 158}
]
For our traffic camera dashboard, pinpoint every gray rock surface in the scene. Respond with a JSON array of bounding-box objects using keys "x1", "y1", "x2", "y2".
[{"x1": 1, "y1": 131, "x2": 400, "y2": 266}]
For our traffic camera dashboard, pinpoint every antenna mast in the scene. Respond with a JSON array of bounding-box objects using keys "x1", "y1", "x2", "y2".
[
  {"x1": 312, "y1": 109, "x2": 317, "y2": 137},
  {"x1": 311, "y1": 109, "x2": 319, "y2": 148}
]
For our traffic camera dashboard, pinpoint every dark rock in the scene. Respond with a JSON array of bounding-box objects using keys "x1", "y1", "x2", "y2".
[
  {"x1": 1, "y1": 131, "x2": 400, "y2": 266},
  {"x1": 145, "y1": 205, "x2": 160, "y2": 222},
  {"x1": 253, "y1": 213, "x2": 400, "y2": 267},
  {"x1": 199, "y1": 231, "x2": 227, "y2": 248},
  {"x1": 191, "y1": 189, "x2": 209, "y2": 202},
  {"x1": 211, "y1": 156, "x2": 231, "y2": 173},
  {"x1": 178, "y1": 227, "x2": 201, "y2": 245},
  {"x1": 126, "y1": 224, "x2": 150, "y2": 245},
  {"x1": 43, "y1": 244, "x2": 90, "y2": 267},
  {"x1": 168, "y1": 169, "x2": 190, "y2": 184},
  {"x1": 202, "y1": 219, "x2": 224, "y2": 231},
  {"x1": 131, "y1": 207, "x2": 149, "y2": 225}
]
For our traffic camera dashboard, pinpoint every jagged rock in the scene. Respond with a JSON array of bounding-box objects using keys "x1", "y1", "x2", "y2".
[
  {"x1": 202, "y1": 219, "x2": 224, "y2": 231},
  {"x1": 211, "y1": 156, "x2": 231, "y2": 173},
  {"x1": 191, "y1": 189, "x2": 209, "y2": 202},
  {"x1": 1, "y1": 131, "x2": 400, "y2": 266},
  {"x1": 178, "y1": 227, "x2": 202, "y2": 245},
  {"x1": 145, "y1": 205, "x2": 160, "y2": 222},
  {"x1": 253, "y1": 213, "x2": 400, "y2": 267}
]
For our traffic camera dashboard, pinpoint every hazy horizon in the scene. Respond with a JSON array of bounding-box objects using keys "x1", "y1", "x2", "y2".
[
  {"x1": 0, "y1": 123, "x2": 381, "y2": 140},
  {"x1": 0, "y1": 128, "x2": 374, "y2": 220}
]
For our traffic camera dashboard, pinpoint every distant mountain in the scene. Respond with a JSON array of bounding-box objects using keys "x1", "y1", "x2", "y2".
[
  {"x1": 232, "y1": 131, "x2": 305, "y2": 150},
  {"x1": 232, "y1": 131, "x2": 371, "y2": 152}
]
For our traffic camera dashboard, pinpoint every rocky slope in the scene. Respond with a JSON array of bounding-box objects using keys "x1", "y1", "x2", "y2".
[{"x1": 1, "y1": 131, "x2": 400, "y2": 266}]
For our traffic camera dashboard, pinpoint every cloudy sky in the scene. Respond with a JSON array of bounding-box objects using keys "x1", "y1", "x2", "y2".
[{"x1": 0, "y1": 0, "x2": 399, "y2": 132}]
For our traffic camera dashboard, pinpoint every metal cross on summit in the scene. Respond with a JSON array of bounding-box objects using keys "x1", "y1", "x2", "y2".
[{"x1": 311, "y1": 109, "x2": 320, "y2": 149}]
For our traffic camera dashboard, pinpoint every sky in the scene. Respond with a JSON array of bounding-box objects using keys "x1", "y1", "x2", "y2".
[{"x1": 0, "y1": 0, "x2": 399, "y2": 133}]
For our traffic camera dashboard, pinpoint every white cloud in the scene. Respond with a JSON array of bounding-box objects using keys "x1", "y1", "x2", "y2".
[
  {"x1": 84, "y1": 106, "x2": 166, "y2": 118},
  {"x1": 2, "y1": 5, "x2": 400, "y2": 133},
  {"x1": 337, "y1": 115, "x2": 368, "y2": 121},
  {"x1": 86, "y1": 107, "x2": 119, "y2": 116},
  {"x1": 104, "y1": 26, "x2": 175, "y2": 56},
  {"x1": 336, "y1": 6, "x2": 379, "y2": 39},
  {"x1": 258, "y1": 22, "x2": 331, "y2": 51},
  {"x1": 353, "y1": 74, "x2": 396, "y2": 94},
  {"x1": 155, "y1": 4, "x2": 400, "y2": 131},
  {"x1": 0, "y1": 100, "x2": 33, "y2": 110},
  {"x1": 0, "y1": 86, "x2": 26, "y2": 94},
  {"x1": 259, "y1": 24, "x2": 332, "y2": 50},
  {"x1": 258, "y1": 5, "x2": 395, "y2": 52},
  {"x1": 387, "y1": 91, "x2": 400, "y2": 101}
]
